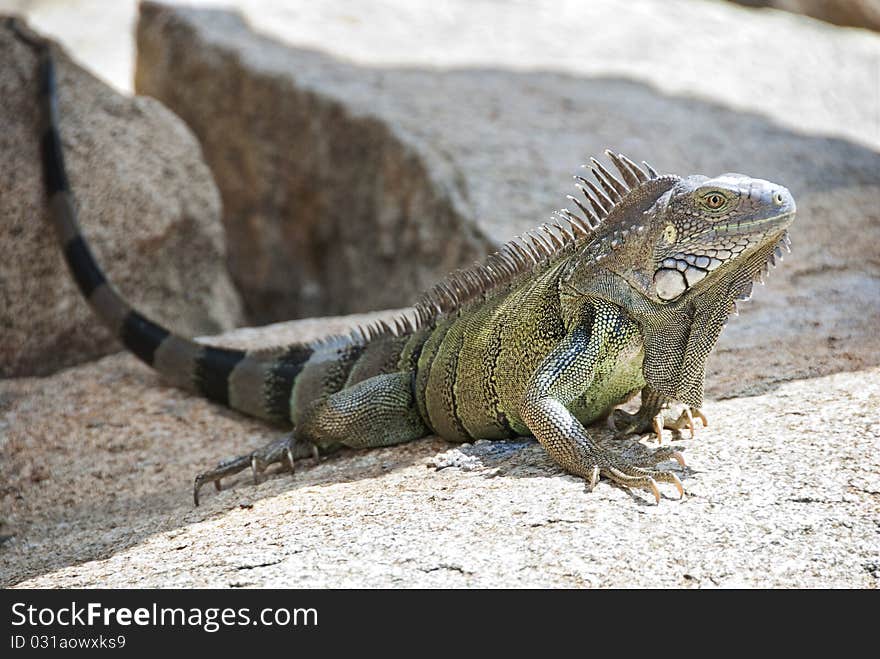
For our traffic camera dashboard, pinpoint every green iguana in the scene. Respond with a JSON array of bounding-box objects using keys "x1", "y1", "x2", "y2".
[{"x1": 29, "y1": 38, "x2": 795, "y2": 505}]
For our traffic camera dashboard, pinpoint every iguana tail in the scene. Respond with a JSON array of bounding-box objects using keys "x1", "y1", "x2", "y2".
[{"x1": 32, "y1": 38, "x2": 306, "y2": 426}]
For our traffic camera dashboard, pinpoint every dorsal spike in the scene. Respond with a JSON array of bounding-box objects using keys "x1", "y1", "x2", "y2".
[
  {"x1": 470, "y1": 271, "x2": 489, "y2": 291},
  {"x1": 500, "y1": 245, "x2": 523, "y2": 269},
  {"x1": 618, "y1": 153, "x2": 649, "y2": 183},
  {"x1": 591, "y1": 167, "x2": 621, "y2": 202},
  {"x1": 590, "y1": 157, "x2": 627, "y2": 198},
  {"x1": 437, "y1": 282, "x2": 457, "y2": 303},
  {"x1": 566, "y1": 194, "x2": 599, "y2": 227},
  {"x1": 553, "y1": 221, "x2": 576, "y2": 243},
  {"x1": 642, "y1": 160, "x2": 659, "y2": 178},
  {"x1": 449, "y1": 274, "x2": 468, "y2": 295},
  {"x1": 505, "y1": 250, "x2": 523, "y2": 269},
  {"x1": 454, "y1": 272, "x2": 472, "y2": 292},
  {"x1": 562, "y1": 214, "x2": 589, "y2": 238},
  {"x1": 477, "y1": 265, "x2": 496, "y2": 286},
  {"x1": 510, "y1": 240, "x2": 536, "y2": 264},
  {"x1": 529, "y1": 232, "x2": 554, "y2": 256},
  {"x1": 540, "y1": 224, "x2": 565, "y2": 249},
  {"x1": 578, "y1": 178, "x2": 612, "y2": 215},
  {"x1": 493, "y1": 252, "x2": 516, "y2": 274},
  {"x1": 474, "y1": 263, "x2": 495, "y2": 286},
  {"x1": 563, "y1": 208, "x2": 593, "y2": 232},
  {"x1": 556, "y1": 208, "x2": 590, "y2": 233},
  {"x1": 606, "y1": 151, "x2": 639, "y2": 188},
  {"x1": 525, "y1": 239, "x2": 545, "y2": 261},
  {"x1": 518, "y1": 238, "x2": 542, "y2": 262}
]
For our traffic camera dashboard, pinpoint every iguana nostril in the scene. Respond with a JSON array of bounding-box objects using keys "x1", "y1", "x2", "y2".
[{"x1": 773, "y1": 192, "x2": 785, "y2": 205}]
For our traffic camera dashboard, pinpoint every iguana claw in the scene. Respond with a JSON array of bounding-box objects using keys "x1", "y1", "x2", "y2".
[
  {"x1": 647, "y1": 477, "x2": 661, "y2": 505},
  {"x1": 588, "y1": 465, "x2": 600, "y2": 491},
  {"x1": 669, "y1": 472, "x2": 685, "y2": 498},
  {"x1": 652, "y1": 413, "x2": 665, "y2": 444}
]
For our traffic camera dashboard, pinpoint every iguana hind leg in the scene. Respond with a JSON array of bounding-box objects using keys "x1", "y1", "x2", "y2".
[
  {"x1": 296, "y1": 371, "x2": 429, "y2": 449},
  {"x1": 193, "y1": 371, "x2": 428, "y2": 505}
]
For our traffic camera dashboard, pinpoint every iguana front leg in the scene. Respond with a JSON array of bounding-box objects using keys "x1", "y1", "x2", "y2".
[
  {"x1": 608, "y1": 385, "x2": 707, "y2": 443},
  {"x1": 520, "y1": 303, "x2": 684, "y2": 503}
]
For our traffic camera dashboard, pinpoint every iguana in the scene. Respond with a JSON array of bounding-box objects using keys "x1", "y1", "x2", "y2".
[{"x1": 28, "y1": 36, "x2": 796, "y2": 505}]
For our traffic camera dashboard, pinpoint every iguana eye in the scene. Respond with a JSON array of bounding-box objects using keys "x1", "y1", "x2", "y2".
[{"x1": 702, "y1": 192, "x2": 726, "y2": 210}]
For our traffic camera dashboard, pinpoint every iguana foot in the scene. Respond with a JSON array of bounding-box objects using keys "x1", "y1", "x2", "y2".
[
  {"x1": 601, "y1": 464, "x2": 684, "y2": 504},
  {"x1": 193, "y1": 434, "x2": 318, "y2": 506},
  {"x1": 584, "y1": 447, "x2": 686, "y2": 504},
  {"x1": 608, "y1": 404, "x2": 707, "y2": 443},
  {"x1": 571, "y1": 446, "x2": 687, "y2": 504}
]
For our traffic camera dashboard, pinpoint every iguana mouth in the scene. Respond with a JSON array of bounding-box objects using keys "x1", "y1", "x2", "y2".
[{"x1": 715, "y1": 210, "x2": 796, "y2": 236}]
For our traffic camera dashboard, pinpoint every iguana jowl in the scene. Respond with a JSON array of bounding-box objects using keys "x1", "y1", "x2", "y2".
[{"x1": 31, "y1": 42, "x2": 795, "y2": 505}]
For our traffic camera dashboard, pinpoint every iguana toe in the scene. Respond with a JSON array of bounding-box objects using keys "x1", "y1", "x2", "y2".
[
  {"x1": 666, "y1": 406, "x2": 708, "y2": 439},
  {"x1": 605, "y1": 467, "x2": 661, "y2": 504},
  {"x1": 600, "y1": 461, "x2": 684, "y2": 504},
  {"x1": 640, "y1": 446, "x2": 687, "y2": 468},
  {"x1": 193, "y1": 434, "x2": 315, "y2": 506}
]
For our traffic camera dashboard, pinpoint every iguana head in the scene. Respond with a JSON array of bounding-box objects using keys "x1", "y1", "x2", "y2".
[
  {"x1": 555, "y1": 154, "x2": 797, "y2": 406},
  {"x1": 647, "y1": 174, "x2": 796, "y2": 302}
]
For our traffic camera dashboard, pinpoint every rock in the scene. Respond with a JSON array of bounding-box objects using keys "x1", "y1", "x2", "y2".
[
  {"x1": 0, "y1": 17, "x2": 244, "y2": 377},
  {"x1": 134, "y1": 2, "x2": 880, "y2": 398},
  {"x1": 135, "y1": 2, "x2": 493, "y2": 324},
  {"x1": 731, "y1": 0, "x2": 880, "y2": 32},
  {"x1": 1, "y1": 314, "x2": 877, "y2": 587}
]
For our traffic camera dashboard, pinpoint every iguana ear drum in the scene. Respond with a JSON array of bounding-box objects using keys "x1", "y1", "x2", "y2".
[{"x1": 654, "y1": 268, "x2": 687, "y2": 300}]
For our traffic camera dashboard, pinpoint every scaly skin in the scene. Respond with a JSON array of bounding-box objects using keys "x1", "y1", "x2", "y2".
[{"x1": 23, "y1": 28, "x2": 795, "y2": 505}]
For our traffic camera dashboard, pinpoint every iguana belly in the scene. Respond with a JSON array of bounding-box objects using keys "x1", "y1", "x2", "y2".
[{"x1": 567, "y1": 343, "x2": 645, "y2": 427}]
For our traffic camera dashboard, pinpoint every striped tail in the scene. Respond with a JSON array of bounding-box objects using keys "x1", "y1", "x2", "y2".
[{"x1": 33, "y1": 41, "x2": 305, "y2": 426}]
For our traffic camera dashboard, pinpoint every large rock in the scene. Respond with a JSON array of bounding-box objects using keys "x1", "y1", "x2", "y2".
[
  {"x1": 135, "y1": 1, "x2": 880, "y2": 397},
  {"x1": 135, "y1": 3, "x2": 493, "y2": 324},
  {"x1": 0, "y1": 18, "x2": 243, "y2": 377},
  {"x1": 1, "y1": 316, "x2": 877, "y2": 587}
]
